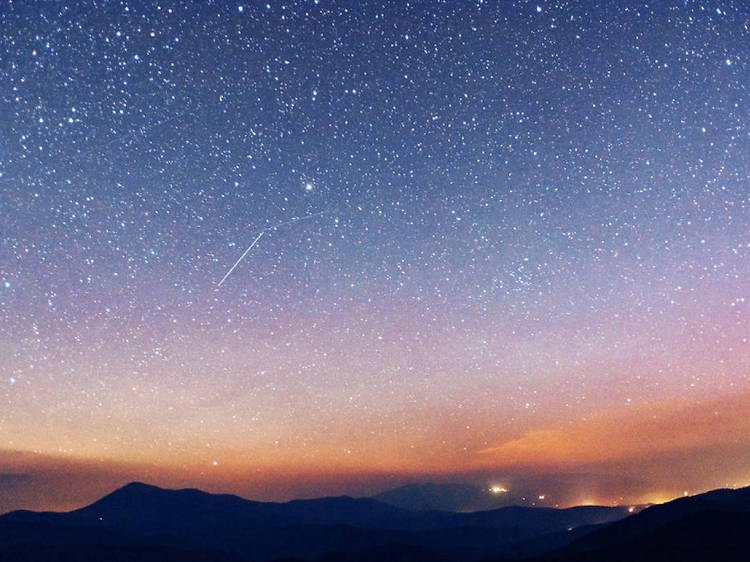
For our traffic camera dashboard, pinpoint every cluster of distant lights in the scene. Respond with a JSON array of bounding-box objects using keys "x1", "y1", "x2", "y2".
[
  {"x1": 489, "y1": 485, "x2": 544, "y2": 500},
  {"x1": 487, "y1": 484, "x2": 703, "y2": 512},
  {"x1": 489, "y1": 485, "x2": 547, "y2": 504}
]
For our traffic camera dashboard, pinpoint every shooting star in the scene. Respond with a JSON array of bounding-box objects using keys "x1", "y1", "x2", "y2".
[
  {"x1": 216, "y1": 208, "x2": 329, "y2": 288},
  {"x1": 217, "y1": 231, "x2": 264, "y2": 287}
]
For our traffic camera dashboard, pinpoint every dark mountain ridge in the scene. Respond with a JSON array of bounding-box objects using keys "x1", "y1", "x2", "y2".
[
  {"x1": 5, "y1": 482, "x2": 749, "y2": 561},
  {"x1": 373, "y1": 482, "x2": 501, "y2": 512},
  {"x1": 524, "y1": 486, "x2": 750, "y2": 561}
]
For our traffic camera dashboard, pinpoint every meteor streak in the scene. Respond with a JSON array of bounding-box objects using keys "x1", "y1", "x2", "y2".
[
  {"x1": 217, "y1": 231, "x2": 264, "y2": 287},
  {"x1": 216, "y1": 209, "x2": 328, "y2": 288}
]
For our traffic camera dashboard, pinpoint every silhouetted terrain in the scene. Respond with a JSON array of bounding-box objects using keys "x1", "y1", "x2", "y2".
[
  {"x1": 2, "y1": 483, "x2": 749, "y2": 561},
  {"x1": 519, "y1": 487, "x2": 750, "y2": 562},
  {"x1": 0, "y1": 519, "x2": 241, "y2": 561},
  {"x1": 0, "y1": 482, "x2": 627, "y2": 561},
  {"x1": 373, "y1": 482, "x2": 508, "y2": 512}
]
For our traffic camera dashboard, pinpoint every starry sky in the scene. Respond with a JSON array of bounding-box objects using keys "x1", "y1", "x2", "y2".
[{"x1": 1, "y1": 0, "x2": 749, "y2": 512}]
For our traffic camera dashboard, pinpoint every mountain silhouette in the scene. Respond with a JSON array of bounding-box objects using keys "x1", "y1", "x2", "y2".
[
  {"x1": 520, "y1": 486, "x2": 750, "y2": 562},
  {"x1": 372, "y1": 482, "x2": 525, "y2": 512},
  {"x1": 17, "y1": 481, "x2": 750, "y2": 561}
]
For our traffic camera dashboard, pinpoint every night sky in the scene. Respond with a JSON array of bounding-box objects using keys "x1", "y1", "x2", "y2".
[{"x1": 1, "y1": 0, "x2": 749, "y2": 512}]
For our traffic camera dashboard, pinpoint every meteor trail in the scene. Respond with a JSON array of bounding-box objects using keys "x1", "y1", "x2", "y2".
[
  {"x1": 216, "y1": 209, "x2": 329, "y2": 288},
  {"x1": 217, "y1": 231, "x2": 264, "y2": 287}
]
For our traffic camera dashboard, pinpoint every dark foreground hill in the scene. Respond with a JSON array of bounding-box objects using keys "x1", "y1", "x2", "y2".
[
  {"x1": 0, "y1": 482, "x2": 628, "y2": 561},
  {"x1": 518, "y1": 486, "x2": 750, "y2": 562}
]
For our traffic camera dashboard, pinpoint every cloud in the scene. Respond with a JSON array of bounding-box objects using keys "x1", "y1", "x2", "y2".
[
  {"x1": 0, "y1": 473, "x2": 31, "y2": 485},
  {"x1": 0, "y1": 450, "x2": 151, "y2": 513},
  {"x1": 472, "y1": 391, "x2": 750, "y2": 503},
  {"x1": 0, "y1": 449, "x2": 420, "y2": 513},
  {"x1": 3, "y1": 391, "x2": 750, "y2": 513},
  {"x1": 477, "y1": 391, "x2": 750, "y2": 467}
]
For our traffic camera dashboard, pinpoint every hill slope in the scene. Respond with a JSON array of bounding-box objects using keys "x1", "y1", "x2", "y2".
[
  {"x1": 0, "y1": 481, "x2": 630, "y2": 561},
  {"x1": 524, "y1": 487, "x2": 750, "y2": 562}
]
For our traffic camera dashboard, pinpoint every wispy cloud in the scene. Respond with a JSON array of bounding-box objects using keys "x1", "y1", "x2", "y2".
[
  {"x1": 471, "y1": 391, "x2": 750, "y2": 504},
  {"x1": 0, "y1": 473, "x2": 31, "y2": 485},
  {"x1": 477, "y1": 391, "x2": 750, "y2": 467}
]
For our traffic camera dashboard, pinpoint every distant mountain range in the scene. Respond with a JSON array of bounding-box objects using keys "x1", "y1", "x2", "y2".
[
  {"x1": 1, "y1": 482, "x2": 748, "y2": 561},
  {"x1": 372, "y1": 482, "x2": 518, "y2": 512}
]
